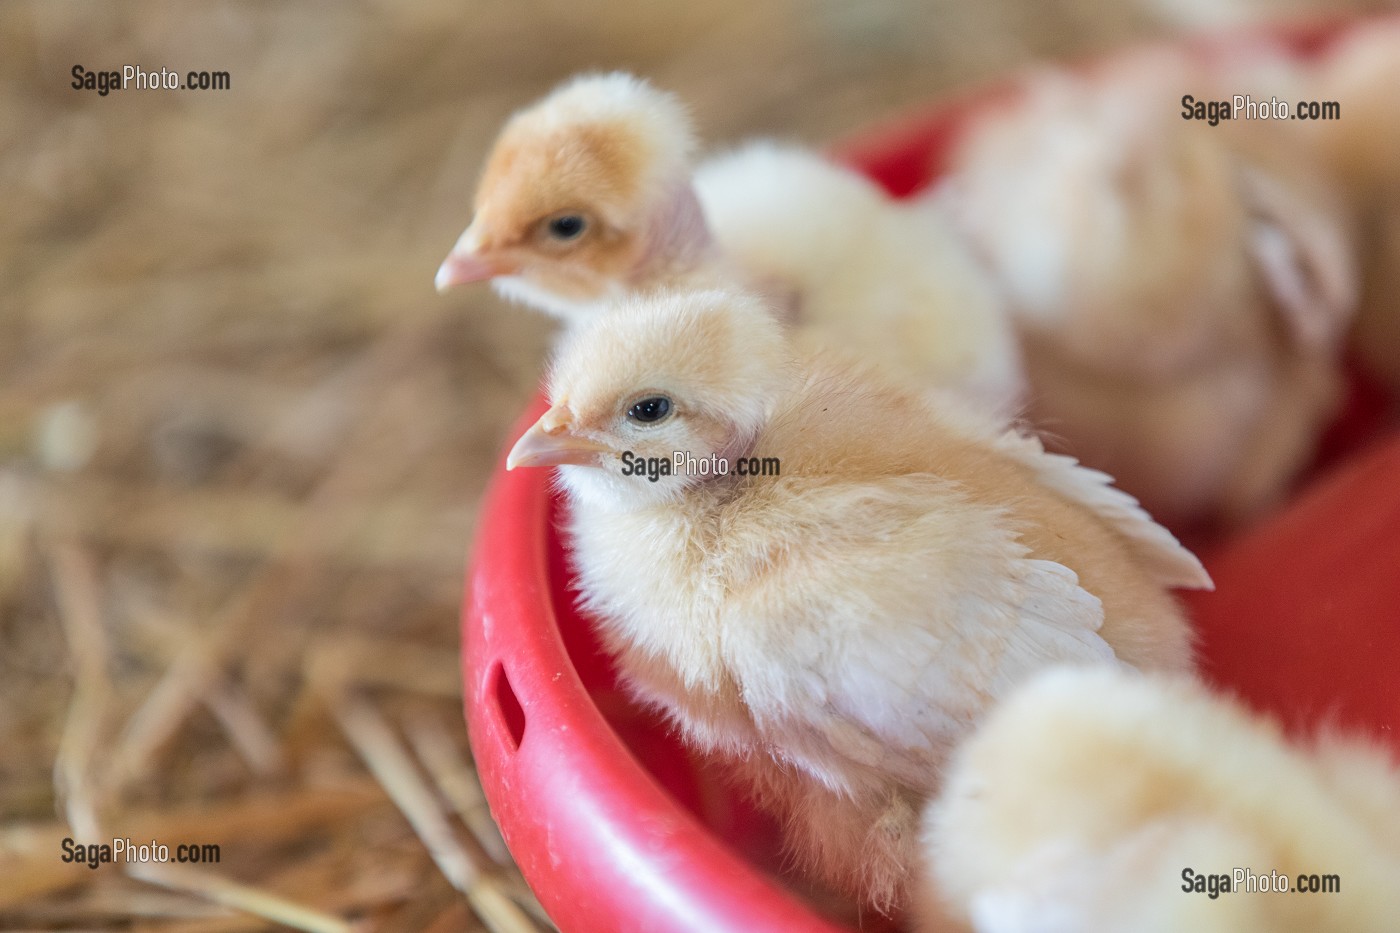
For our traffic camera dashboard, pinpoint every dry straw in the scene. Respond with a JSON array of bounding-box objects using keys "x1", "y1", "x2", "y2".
[{"x1": 8, "y1": 0, "x2": 1337, "y2": 928}]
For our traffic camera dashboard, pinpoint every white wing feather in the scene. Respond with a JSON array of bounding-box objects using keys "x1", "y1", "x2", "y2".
[
  {"x1": 728, "y1": 477, "x2": 1120, "y2": 795},
  {"x1": 993, "y1": 429, "x2": 1213, "y2": 590}
]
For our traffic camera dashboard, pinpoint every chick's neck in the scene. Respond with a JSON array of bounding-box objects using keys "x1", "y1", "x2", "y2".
[{"x1": 628, "y1": 181, "x2": 724, "y2": 290}]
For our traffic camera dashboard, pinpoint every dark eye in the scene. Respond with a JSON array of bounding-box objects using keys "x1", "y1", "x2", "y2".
[
  {"x1": 546, "y1": 214, "x2": 587, "y2": 241},
  {"x1": 627, "y1": 396, "x2": 672, "y2": 425}
]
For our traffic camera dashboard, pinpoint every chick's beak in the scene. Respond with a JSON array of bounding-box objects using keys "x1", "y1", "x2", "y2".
[
  {"x1": 435, "y1": 225, "x2": 510, "y2": 292},
  {"x1": 506, "y1": 405, "x2": 613, "y2": 470},
  {"x1": 435, "y1": 251, "x2": 496, "y2": 291}
]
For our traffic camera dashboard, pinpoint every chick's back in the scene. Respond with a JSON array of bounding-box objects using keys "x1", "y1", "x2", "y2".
[{"x1": 745, "y1": 352, "x2": 1196, "y2": 674}]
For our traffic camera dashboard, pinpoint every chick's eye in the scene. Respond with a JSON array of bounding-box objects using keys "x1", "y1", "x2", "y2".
[
  {"x1": 627, "y1": 396, "x2": 672, "y2": 425},
  {"x1": 546, "y1": 214, "x2": 587, "y2": 241}
]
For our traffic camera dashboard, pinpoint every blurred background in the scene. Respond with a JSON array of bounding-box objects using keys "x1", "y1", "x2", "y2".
[{"x1": 1, "y1": 0, "x2": 1393, "y2": 929}]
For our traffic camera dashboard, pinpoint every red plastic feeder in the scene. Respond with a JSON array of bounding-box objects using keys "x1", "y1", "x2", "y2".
[{"x1": 463, "y1": 20, "x2": 1399, "y2": 932}]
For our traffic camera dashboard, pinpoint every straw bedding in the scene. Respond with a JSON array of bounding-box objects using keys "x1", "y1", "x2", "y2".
[{"x1": 0, "y1": 0, "x2": 1375, "y2": 928}]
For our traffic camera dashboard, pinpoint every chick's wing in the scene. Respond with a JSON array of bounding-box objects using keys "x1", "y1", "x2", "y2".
[{"x1": 716, "y1": 473, "x2": 1115, "y2": 794}]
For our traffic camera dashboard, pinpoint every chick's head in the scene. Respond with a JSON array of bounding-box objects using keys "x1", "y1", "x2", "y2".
[
  {"x1": 437, "y1": 73, "x2": 701, "y2": 315},
  {"x1": 508, "y1": 289, "x2": 790, "y2": 507}
]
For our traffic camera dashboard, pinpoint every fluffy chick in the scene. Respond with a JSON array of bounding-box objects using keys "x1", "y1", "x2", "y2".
[
  {"x1": 1312, "y1": 21, "x2": 1400, "y2": 202},
  {"x1": 438, "y1": 72, "x2": 1023, "y2": 411},
  {"x1": 1349, "y1": 211, "x2": 1400, "y2": 393},
  {"x1": 945, "y1": 48, "x2": 1359, "y2": 527},
  {"x1": 436, "y1": 72, "x2": 712, "y2": 320},
  {"x1": 693, "y1": 141, "x2": 1022, "y2": 408},
  {"x1": 1313, "y1": 21, "x2": 1400, "y2": 392},
  {"x1": 918, "y1": 667, "x2": 1400, "y2": 933},
  {"x1": 507, "y1": 288, "x2": 1210, "y2": 913}
]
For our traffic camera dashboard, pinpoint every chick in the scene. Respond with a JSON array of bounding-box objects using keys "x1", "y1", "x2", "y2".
[
  {"x1": 507, "y1": 288, "x2": 1210, "y2": 913},
  {"x1": 438, "y1": 72, "x2": 1023, "y2": 411},
  {"x1": 918, "y1": 667, "x2": 1400, "y2": 933},
  {"x1": 1313, "y1": 21, "x2": 1400, "y2": 393},
  {"x1": 693, "y1": 141, "x2": 1022, "y2": 408},
  {"x1": 1312, "y1": 21, "x2": 1400, "y2": 203},
  {"x1": 436, "y1": 73, "x2": 712, "y2": 321},
  {"x1": 1349, "y1": 211, "x2": 1400, "y2": 393},
  {"x1": 944, "y1": 48, "x2": 1359, "y2": 527}
]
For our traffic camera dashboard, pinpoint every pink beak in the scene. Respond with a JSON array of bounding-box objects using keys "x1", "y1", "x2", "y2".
[
  {"x1": 435, "y1": 223, "x2": 509, "y2": 292},
  {"x1": 435, "y1": 250, "x2": 497, "y2": 292},
  {"x1": 506, "y1": 404, "x2": 613, "y2": 470}
]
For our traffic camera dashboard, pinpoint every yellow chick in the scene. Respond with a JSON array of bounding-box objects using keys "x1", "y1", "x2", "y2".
[
  {"x1": 436, "y1": 72, "x2": 711, "y2": 320},
  {"x1": 944, "y1": 48, "x2": 1359, "y2": 528},
  {"x1": 918, "y1": 666, "x2": 1400, "y2": 933},
  {"x1": 437, "y1": 72, "x2": 1024, "y2": 412},
  {"x1": 1312, "y1": 21, "x2": 1400, "y2": 203},
  {"x1": 506, "y1": 288, "x2": 1210, "y2": 913},
  {"x1": 692, "y1": 141, "x2": 1023, "y2": 409},
  {"x1": 1313, "y1": 21, "x2": 1400, "y2": 393},
  {"x1": 1350, "y1": 211, "x2": 1400, "y2": 393}
]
